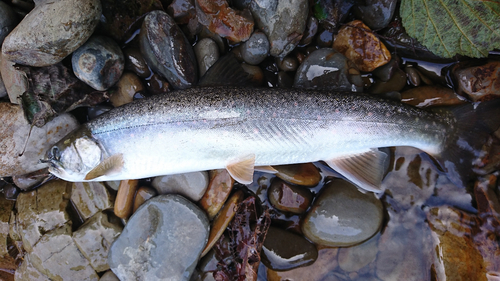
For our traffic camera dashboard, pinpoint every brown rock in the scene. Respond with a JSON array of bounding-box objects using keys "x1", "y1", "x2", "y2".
[
  {"x1": 454, "y1": 60, "x2": 500, "y2": 102},
  {"x1": 114, "y1": 179, "x2": 139, "y2": 219},
  {"x1": 110, "y1": 72, "x2": 145, "y2": 107},
  {"x1": 268, "y1": 179, "x2": 313, "y2": 214},
  {"x1": 132, "y1": 186, "x2": 157, "y2": 213},
  {"x1": 333, "y1": 20, "x2": 391, "y2": 72},
  {"x1": 199, "y1": 169, "x2": 235, "y2": 220},
  {"x1": 0, "y1": 194, "x2": 14, "y2": 257},
  {"x1": 274, "y1": 163, "x2": 321, "y2": 187},
  {"x1": 71, "y1": 182, "x2": 115, "y2": 221},
  {"x1": 401, "y1": 85, "x2": 466, "y2": 108}
]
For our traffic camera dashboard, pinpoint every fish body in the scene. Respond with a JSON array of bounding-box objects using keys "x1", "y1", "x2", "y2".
[{"x1": 45, "y1": 87, "x2": 492, "y2": 192}]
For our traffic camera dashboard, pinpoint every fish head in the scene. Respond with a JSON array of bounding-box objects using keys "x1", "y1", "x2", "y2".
[{"x1": 43, "y1": 128, "x2": 104, "y2": 181}]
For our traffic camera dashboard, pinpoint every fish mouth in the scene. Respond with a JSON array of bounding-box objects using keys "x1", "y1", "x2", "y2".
[{"x1": 39, "y1": 158, "x2": 63, "y2": 174}]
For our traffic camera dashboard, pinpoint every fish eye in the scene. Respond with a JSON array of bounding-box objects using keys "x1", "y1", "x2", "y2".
[{"x1": 51, "y1": 146, "x2": 61, "y2": 161}]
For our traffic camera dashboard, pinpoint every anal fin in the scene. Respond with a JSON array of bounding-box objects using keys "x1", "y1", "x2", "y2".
[
  {"x1": 226, "y1": 154, "x2": 256, "y2": 184},
  {"x1": 325, "y1": 149, "x2": 387, "y2": 193},
  {"x1": 84, "y1": 153, "x2": 124, "y2": 180}
]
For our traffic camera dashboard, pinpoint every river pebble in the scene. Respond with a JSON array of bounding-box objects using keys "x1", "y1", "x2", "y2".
[
  {"x1": 114, "y1": 180, "x2": 139, "y2": 219},
  {"x1": 401, "y1": 85, "x2": 466, "y2": 108},
  {"x1": 132, "y1": 186, "x2": 157, "y2": 213},
  {"x1": 73, "y1": 212, "x2": 123, "y2": 272},
  {"x1": 145, "y1": 73, "x2": 170, "y2": 95},
  {"x1": 453, "y1": 60, "x2": 500, "y2": 101},
  {"x1": 274, "y1": 163, "x2": 321, "y2": 186},
  {"x1": 152, "y1": 171, "x2": 209, "y2": 202},
  {"x1": 140, "y1": 10, "x2": 198, "y2": 89},
  {"x1": 194, "y1": 38, "x2": 220, "y2": 77},
  {"x1": 302, "y1": 179, "x2": 383, "y2": 247},
  {"x1": 353, "y1": 0, "x2": 397, "y2": 30},
  {"x1": 276, "y1": 56, "x2": 299, "y2": 72},
  {"x1": 294, "y1": 48, "x2": 363, "y2": 91},
  {"x1": 372, "y1": 58, "x2": 399, "y2": 82},
  {"x1": 299, "y1": 16, "x2": 318, "y2": 46},
  {"x1": 338, "y1": 233, "x2": 379, "y2": 272},
  {"x1": 268, "y1": 179, "x2": 313, "y2": 214},
  {"x1": 108, "y1": 195, "x2": 209, "y2": 281},
  {"x1": 72, "y1": 36, "x2": 124, "y2": 91},
  {"x1": 1, "y1": 0, "x2": 101, "y2": 67},
  {"x1": 241, "y1": 31, "x2": 270, "y2": 65},
  {"x1": 333, "y1": 20, "x2": 391, "y2": 72},
  {"x1": 123, "y1": 47, "x2": 152, "y2": 79},
  {"x1": 196, "y1": 0, "x2": 254, "y2": 43},
  {"x1": 71, "y1": 182, "x2": 114, "y2": 221},
  {"x1": 0, "y1": 52, "x2": 28, "y2": 104},
  {"x1": 12, "y1": 168, "x2": 49, "y2": 191},
  {"x1": 0, "y1": 1, "x2": 17, "y2": 45},
  {"x1": 369, "y1": 68, "x2": 406, "y2": 94},
  {"x1": 261, "y1": 226, "x2": 318, "y2": 271},
  {"x1": 316, "y1": 27, "x2": 334, "y2": 47},
  {"x1": 110, "y1": 72, "x2": 145, "y2": 107},
  {"x1": 250, "y1": 0, "x2": 308, "y2": 57},
  {"x1": 199, "y1": 169, "x2": 235, "y2": 220}
]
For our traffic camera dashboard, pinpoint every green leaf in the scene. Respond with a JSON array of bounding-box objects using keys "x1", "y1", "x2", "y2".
[{"x1": 400, "y1": 0, "x2": 500, "y2": 58}]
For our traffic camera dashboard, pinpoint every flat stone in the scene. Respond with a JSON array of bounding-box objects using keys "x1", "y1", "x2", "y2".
[
  {"x1": 108, "y1": 195, "x2": 209, "y2": 281},
  {"x1": 30, "y1": 224, "x2": 99, "y2": 281},
  {"x1": 152, "y1": 171, "x2": 209, "y2": 202},
  {"x1": 73, "y1": 212, "x2": 123, "y2": 272},
  {"x1": 1, "y1": 0, "x2": 101, "y2": 67},
  {"x1": 71, "y1": 182, "x2": 114, "y2": 220},
  {"x1": 0, "y1": 52, "x2": 29, "y2": 104},
  {"x1": 301, "y1": 179, "x2": 383, "y2": 247},
  {"x1": 14, "y1": 254, "x2": 50, "y2": 281},
  {"x1": 0, "y1": 103, "x2": 79, "y2": 177},
  {"x1": 15, "y1": 180, "x2": 72, "y2": 252}
]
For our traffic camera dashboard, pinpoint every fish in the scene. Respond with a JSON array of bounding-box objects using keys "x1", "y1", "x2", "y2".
[{"x1": 42, "y1": 86, "x2": 500, "y2": 192}]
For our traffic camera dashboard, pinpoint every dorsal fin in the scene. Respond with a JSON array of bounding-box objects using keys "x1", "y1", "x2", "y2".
[
  {"x1": 198, "y1": 53, "x2": 254, "y2": 87},
  {"x1": 226, "y1": 154, "x2": 256, "y2": 184},
  {"x1": 325, "y1": 149, "x2": 387, "y2": 193},
  {"x1": 84, "y1": 153, "x2": 124, "y2": 180}
]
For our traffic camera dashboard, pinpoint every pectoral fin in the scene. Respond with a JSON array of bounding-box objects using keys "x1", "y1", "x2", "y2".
[
  {"x1": 84, "y1": 153, "x2": 124, "y2": 180},
  {"x1": 226, "y1": 154, "x2": 256, "y2": 184},
  {"x1": 325, "y1": 149, "x2": 387, "y2": 192}
]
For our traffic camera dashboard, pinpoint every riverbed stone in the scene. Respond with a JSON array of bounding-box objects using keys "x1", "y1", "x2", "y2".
[
  {"x1": 0, "y1": 103, "x2": 79, "y2": 177},
  {"x1": 194, "y1": 38, "x2": 220, "y2": 77},
  {"x1": 0, "y1": 52, "x2": 28, "y2": 104},
  {"x1": 108, "y1": 194, "x2": 210, "y2": 281},
  {"x1": 71, "y1": 182, "x2": 114, "y2": 220},
  {"x1": 14, "y1": 254, "x2": 51, "y2": 281},
  {"x1": 302, "y1": 179, "x2": 383, "y2": 247},
  {"x1": 73, "y1": 212, "x2": 123, "y2": 272},
  {"x1": 274, "y1": 163, "x2": 321, "y2": 186},
  {"x1": 152, "y1": 171, "x2": 209, "y2": 202},
  {"x1": 1, "y1": 0, "x2": 101, "y2": 67},
  {"x1": 241, "y1": 31, "x2": 270, "y2": 65},
  {"x1": 353, "y1": 0, "x2": 397, "y2": 30},
  {"x1": 453, "y1": 60, "x2": 500, "y2": 101},
  {"x1": 268, "y1": 179, "x2": 313, "y2": 214},
  {"x1": 30, "y1": 224, "x2": 99, "y2": 281},
  {"x1": 199, "y1": 169, "x2": 235, "y2": 220},
  {"x1": 15, "y1": 180, "x2": 72, "y2": 253}
]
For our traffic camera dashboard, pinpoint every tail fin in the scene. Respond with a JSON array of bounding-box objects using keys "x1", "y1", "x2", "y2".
[{"x1": 435, "y1": 98, "x2": 500, "y2": 188}]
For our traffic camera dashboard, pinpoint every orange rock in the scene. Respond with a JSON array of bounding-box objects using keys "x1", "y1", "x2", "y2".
[
  {"x1": 333, "y1": 20, "x2": 391, "y2": 72},
  {"x1": 114, "y1": 179, "x2": 139, "y2": 219},
  {"x1": 274, "y1": 163, "x2": 321, "y2": 187},
  {"x1": 401, "y1": 85, "x2": 466, "y2": 108},
  {"x1": 199, "y1": 169, "x2": 235, "y2": 220},
  {"x1": 132, "y1": 186, "x2": 157, "y2": 213}
]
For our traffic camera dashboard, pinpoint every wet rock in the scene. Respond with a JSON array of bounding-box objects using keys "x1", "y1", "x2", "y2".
[
  {"x1": 114, "y1": 180, "x2": 138, "y2": 219},
  {"x1": 333, "y1": 20, "x2": 391, "y2": 72},
  {"x1": 0, "y1": 103, "x2": 79, "y2": 177},
  {"x1": 313, "y1": 0, "x2": 355, "y2": 31},
  {"x1": 261, "y1": 226, "x2": 317, "y2": 271},
  {"x1": 71, "y1": 182, "x2": 114, "y2": 221},
  {"x1": 29, "y1": 224, "x2": 99, "y2": 281},
  {"x1": 1, "y1": 0, "x2": 101, "y2": 67},
  {"x1": 250, "y1": 0, "x2": 308, "y2": 57},
  {"x1": 123, "y1": 47, "x2": 151, "y2": 79},
  {"x1": 100, "y1": 271, "x2": 120, "y2": 281},
  {"x1": 0, "y1": 52, "x2": 28, "y2": 104},
  {"x1": 201, "y1": 190, "x2": 244, "y2": 257},
  {"x1": 338, "y1": 233, "x2": 379, "y2": 272},
  {"x1": 372, "y1": 58, "x2": 399, "y2": 82},
  {"x1": 14, "y1": 180, "x2": 72, "y2": 252},
  {"x1": 12, "y1": 168, "x2": 50, "y2": 191},
  {"x1": 268, "y1": 179, "x2": 313, "y2": 214},
  {"x1": 401, "y1": 85, "x2": 466, "y2": 108},
  {"x1": 0, "y1": 194, "x2": 14, "y2": 256},
  {"x1": 353, "y1": 0, "x2": 397, "y2": 30},
  {"x1": 241, "y1": 31, "x2": 270, "y2": 65},
  {"x1": 140, "y1": 10, "x2": 198, "y2": 89},
  {"x1": 152, "y1": 171, "x2": 209, "y2": 202},
  {"x1": 194, "y1": 38, "x2": 220, "y2": 77},
  {"x1": 72, "y1": 36, "x2": 124, "y2": 91},
  {"x1": 108, "y1": 195, "x2": 209, "y2": 281},
  {"x1": 133, "y1": 186, "x2": 157, "y2": 212},
  {"x1": 453, "y1": 60, "x2": 500, "y2": 101},
  {"x1": 294, "y1": 48, "x2": 363, "y2": 91},
  {"x1": 302, "y1": 179, "x2": 383, "y2": 247},
  {"x1": 274, "y1": 163, "x2": 321, "y2": 186},
  {"x1": 0, "y1": 1, "x2": 17, "y2": 45},
  {"x1": 276, "y1": 56, "x2": 299, "y2": 72},
  {"x1": 168, "y1": 0, "x2": 196, "y2": 24},
  {"x1": 405, "y1": 66, "x2": 421, "y2": 86},
  {"x1": 299, "y1": 16, "x2": 318, "y2": 46},
  {"x1": 73, "y1": 212, "x2": 123, "y2": 272},
  {"x1": 369, "y1": 68, "x2": 406, "y2": 94},
  {"x1": 241, "y1": 63, "x2": 265, "y2": 86},
  {"x1": 14, "y1": 254, "x2": 50, "y2": 281},
  {"x1": 276, "y1": 71, "x2": 293, "y2": 88},
  {"x1": 267, "y1": 248, "x2": 338, "y2": 281},
  {"x1": 196, "y1": 0, "x2": 254, "y2": 43},
  {"x1": 145, "y1": 73, "x2": 170, "y2": 95},
  {"x1": 199, "y1": 169, "x2": 235, "y2": 220},
  {"x1": 316, "y1": 27, "x2": 334, "y2": 47},
  {"x1": 110, "y1": 72, "x2": 145, "y2": 107}
]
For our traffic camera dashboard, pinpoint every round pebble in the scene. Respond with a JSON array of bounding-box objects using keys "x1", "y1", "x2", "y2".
[
  {"x1": 114, "y1": 179, "x2": 139, "y2": 219},
  {"x1": 123, "y1": 47, "x2": 152, "y2": 78},
  {"x1": 110, "y1": 72, "x2": 145, "y2": 107},
  {"x1": 302, "y1": 179, "x2": 384, "y2": 247},
  {"x1": 146, "y1": 74, "x2": 170, "y2": 95},
  {"x1": 72, "y1": 36, "x2": 124, "y2": 91},
  {"x1": 276, "y1": 56, "x2": 299, "y2": 72},
  {"x1": 194, "y1": 38, "x2": 220, "y2": 77},
  {"x1": 316, "y1": 28, "x2": 333, "y2": 47},
  {"x1": 274, "y1": 163, "x2": 321, "y2": 186},
  {"x1": 299, "y1": 16, "x2": 318, "y2": 46},
  {"x1": 241, "y1": 31, "x2": 270, "y2": 65},
  {"x1": 405, "y1": 66, "x2": 421, "y2": 86},
  {"x1": 268, "y1": 179, "x2": 313, "y2": 214},
  {"x1": 152, "y1": 171, "x2": 209, "y2": 202}
]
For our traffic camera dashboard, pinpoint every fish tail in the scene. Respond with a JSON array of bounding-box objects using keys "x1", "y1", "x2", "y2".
[{"x1": 435, "y1": 98, "x2": 500, "y2": 188}]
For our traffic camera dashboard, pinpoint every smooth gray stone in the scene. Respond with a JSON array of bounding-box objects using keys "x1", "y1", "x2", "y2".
[
  {"x1": 151, "y1": 171, "x2": 209, "y2": 202},
  {"x1": 194, "y1": 38, "x2": 219, "y2": 77},
  {"x1": 353, "y1": 0, "x2": 397, "y2": 30},
  {"x1": 302, "y1": 179, "x2": 383, "y2": 247},
  {"x1": 108, "y1": 195, "x2": 209, "y2": 281},
  {"x1": 241, "y1": 31, "x2": 269, "y2": 65}
]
